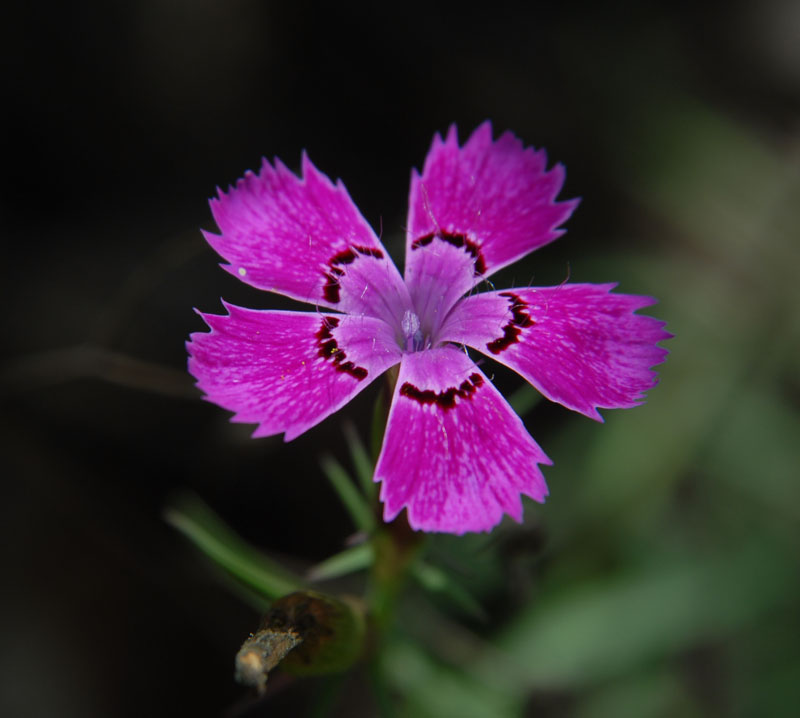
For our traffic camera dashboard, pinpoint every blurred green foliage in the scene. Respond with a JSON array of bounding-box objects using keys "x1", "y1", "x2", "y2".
[
  {"x1": 383, "y1": 97, "x2": 800, "y2": 717},
  {"x1": 169, "y1": 89, "x2": 799, "y2": 718},
  {"x1": 173, "y1": 94, "x2": 799, "y2": 716}
]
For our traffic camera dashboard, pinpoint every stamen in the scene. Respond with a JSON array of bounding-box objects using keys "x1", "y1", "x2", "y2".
[
  {"x1": 402, "y1": 310, "x2": 424, "y2": 352},
  {"x1": 402, "y1": 310, "x2": 420, "y2": 337}
]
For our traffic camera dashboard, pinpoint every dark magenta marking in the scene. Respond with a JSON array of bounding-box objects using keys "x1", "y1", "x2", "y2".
[
  {"x1": 322, "y1": 245, "x2": 385, "y2": 303},
  {"x1": 486, "y1": 292, "x2": 535, "y2": 355},
  {"x1": 410, "y1": 231, "x2": 487, "y2": 275},
  {"x1": 399, "y1": 373, "x2": 484, "y2": 410},
  {"x1": 353, "y1": 246, "x2": 384, "y2": 259},
  {"x1": 315, "y1": 316, "x2": 368, "y2": 380}
]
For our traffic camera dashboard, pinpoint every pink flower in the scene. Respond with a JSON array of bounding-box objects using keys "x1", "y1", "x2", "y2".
[{"x1": 188, "y1": 123, "x2": 670, "y2": 534}]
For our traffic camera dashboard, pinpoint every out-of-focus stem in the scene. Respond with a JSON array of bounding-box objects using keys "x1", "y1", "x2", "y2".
[{"x1": 369, "y1": 517, "x2": 424, "y2": 635}]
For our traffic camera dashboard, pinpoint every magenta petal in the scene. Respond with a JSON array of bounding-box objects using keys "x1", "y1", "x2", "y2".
[
  {"x1": 374, "y1": 347, "x2": 551, "y2": 534},
  {"x1": 406, "y1": 122, "x2": 579, "y2": 280},
  {"x1": 187, "y1": 304, "x2": 401, "y2": 441},
  {"x1": 440, "y1": 284, "x2": 671, "y2": 420},
  {"x1": 204, "y1": 153, "x2": 410, "y2": 324},
  {"x1": 405, "y1": 238, "x2": 477, "y2": 345}
]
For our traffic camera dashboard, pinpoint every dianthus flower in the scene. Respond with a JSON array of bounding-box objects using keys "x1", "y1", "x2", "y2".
[{"x1": 188, "y1": 123, "x2": 670, "y2": 533}]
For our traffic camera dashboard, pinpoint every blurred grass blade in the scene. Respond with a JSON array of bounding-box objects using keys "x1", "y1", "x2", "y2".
[
  {"x1": 165, "y1": 492, "x2": 302, "y2": 600},
  {"x1": 411, "y1": 561, "x2": 486, "y2": 621},
  {"x1": 320, "y1": 455, "x2": 376, "y2": 533},
  {"x1": 383, "y1": 639, "x2": 521, "y2": 718},
  {"x1": 507, "y1": 383, "x2": 542, "y2": 417},
  {"x1": 307, "y1": 543, "x2": 374, "y2": 582},
  {"x1": 343, "y1": 421, "x2": 376, "y2": 499},
  {"x1": 573, "y1": 668, "x2": 699, "y2": 718},
  {"x1": 485, "y1": 539, "x2": 794, "y2": 691},
  {"x1": 371, "y1": 385, "x2": 389, "y2": 462}
]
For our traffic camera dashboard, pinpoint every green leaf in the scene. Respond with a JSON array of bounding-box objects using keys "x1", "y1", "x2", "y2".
[
  {"x1": 411, "y1": 562, "x2": 487, "y2": 621},
  {"x1": 319, "y1": 455, "x2": 376, "y2": 533},
  {"x1": 371, "y1": 381, "x2": 390, "y2": 462},
  {"x1": 164, "y1": 492, "x2": 302, "y2": 600},
  {"x1": 483, "y1": 539, "x2": 794, "y2": 692},
  {"x1": 343, "y1": 421, "x2": 376, "y2": 499},
  {"x1": 701, "y1": 378, "x2": 800, "y2": 520},
  {"x1": 506, "y1": 383, "x2": 542, "y2": 417},
  {"x1": 307, "y1": 543, "x2": 374, "y2": 582},
  {"x1": 383, "y1": 640, "x2": 521, "y2": 718},
  {"x1": 573, "y1": 669, "x2": 701, "y2": 718}
]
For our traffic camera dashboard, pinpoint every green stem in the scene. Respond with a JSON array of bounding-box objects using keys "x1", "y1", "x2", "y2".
[
  {"x1": 368, "y1": 517, "x2": 425, "y2": 635},
  {"x1": 366, "y1": 369, "x2": 421, "y2": 634},
  {"x1": 362, "y1": 369, "x2": 425, "y2": 716}
]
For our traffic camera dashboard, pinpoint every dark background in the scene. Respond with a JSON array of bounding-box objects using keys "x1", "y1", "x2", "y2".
[{"x1": 3, "y1": 1, "x2": 799, "y2": 716}]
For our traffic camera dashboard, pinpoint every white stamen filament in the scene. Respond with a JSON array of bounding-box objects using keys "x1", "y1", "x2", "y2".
[{"x1": 401, "y1": 310, "x2": 424, "y2": 352}]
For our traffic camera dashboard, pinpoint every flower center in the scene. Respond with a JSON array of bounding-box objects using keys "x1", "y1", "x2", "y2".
[{"x1": 401, "y1": 309, "x2": 428, "y2": 352}]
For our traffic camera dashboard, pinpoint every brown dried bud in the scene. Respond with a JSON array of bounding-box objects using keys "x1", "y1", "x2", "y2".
[
  {"x1": 234, "y1": 591, "x2": 365, "y2": 692},
  {"x1": 235, "y1": 628, "x2": 301, "y2": 694}
]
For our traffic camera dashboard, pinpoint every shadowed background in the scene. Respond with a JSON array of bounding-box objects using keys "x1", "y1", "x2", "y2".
[{"x1": 3, "y1": 1, "x2": 799, "y2": 716}]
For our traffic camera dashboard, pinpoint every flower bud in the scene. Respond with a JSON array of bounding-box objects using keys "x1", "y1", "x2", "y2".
[{"x1": 235, "y1": 590, "x2": 365, "y2": 692}]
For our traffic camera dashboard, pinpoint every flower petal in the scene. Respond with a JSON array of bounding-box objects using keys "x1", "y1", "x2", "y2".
[
  {"x1": 440, "y1": 284, "x2": 671, "y2": 420},
  {"x1": 204, "y1": 154, "x2": 411, "y2": 325},
  {"x1": 375, "y1": 347, "x2": 551, "y2": 534},
  {"x1": 406, "y1": 122, "x2": 579, "y2": 281},
  {"x1": 405, "y1": 238, "x2": 477, "y2": 347},
  {"x1": 188, "y1": 304, "x2": 401, "y2": 441}
]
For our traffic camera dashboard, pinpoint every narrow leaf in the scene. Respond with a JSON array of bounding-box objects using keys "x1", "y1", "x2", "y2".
[
  {"x1": 371, "y1": 382, "x2": 390, "y2": 462},
  {"x1": 165, "y1": 492, "x2": 302, "y2": 600},
  {"x1": 307, "y1": 543, "x2": 374, "y2": 582},
  {"x1": 507, "y1": 383, "x2": 542, "y2": 417},
  {"x1": 411, "y1": 561, "x2": 487, "y2": 620},
  {"x1": 343, "y1": 421, "x2": 376, "y2": 499},
  {"x1": 320, "y1": 455, "x2": 376, "y2": 533}
]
